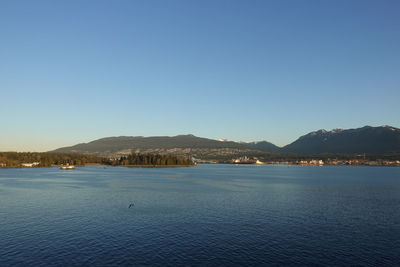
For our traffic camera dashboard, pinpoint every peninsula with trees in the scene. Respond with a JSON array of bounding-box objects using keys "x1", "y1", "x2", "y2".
[
  {"x1": 105, "y1": 153, "x2": 195, "y2": 167},
  {"x1": 0, "y1": 152, "x2": 195, "y2": 168}
]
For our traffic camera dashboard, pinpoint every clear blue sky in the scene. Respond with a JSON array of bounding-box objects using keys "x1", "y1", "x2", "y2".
[{"x1": 1, "y1": 0, "x2": 399, "y2": 151}]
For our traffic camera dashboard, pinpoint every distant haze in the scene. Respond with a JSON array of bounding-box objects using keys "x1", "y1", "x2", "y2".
[{"x1": 1, "y1": 1, "x2": 399, "y2": 152}]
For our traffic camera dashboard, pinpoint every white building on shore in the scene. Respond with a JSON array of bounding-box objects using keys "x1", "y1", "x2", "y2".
[{"x1": 21, "y1": 162, "x2": 40, "y2": 167}]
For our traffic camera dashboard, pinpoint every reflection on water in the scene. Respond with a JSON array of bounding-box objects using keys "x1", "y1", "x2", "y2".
[{"x1": 1, "y1": 165, "x2": 400, "y2": 266}]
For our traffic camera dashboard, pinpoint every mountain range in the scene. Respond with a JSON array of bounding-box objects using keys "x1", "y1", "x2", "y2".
[
  {"x1": 279, "y1": 126, "x2": 400, "y2": 154},
  {"x1": 52, "y1": 125, "x2": 400, "y2": 157}
]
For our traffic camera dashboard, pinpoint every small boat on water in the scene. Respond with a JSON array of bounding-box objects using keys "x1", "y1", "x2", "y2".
[{"x1": 60, "y1": 165, "x2": 75, "y2": 170}]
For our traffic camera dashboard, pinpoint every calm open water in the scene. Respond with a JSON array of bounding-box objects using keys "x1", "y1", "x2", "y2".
[{"x1": 0, "y1": 165, "x2": 399, "y2": 266}]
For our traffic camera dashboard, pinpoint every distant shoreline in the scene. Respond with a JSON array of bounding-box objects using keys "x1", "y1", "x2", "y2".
[
  {"x1": 1, "y1": 163, "x2": 399, "y2": 169},
  {"x1": 122, "y1": 164, "x2": 196, "y2": 168},
  {"x1": 0, "y1": 164, "x2": 196, "y2": 169}
]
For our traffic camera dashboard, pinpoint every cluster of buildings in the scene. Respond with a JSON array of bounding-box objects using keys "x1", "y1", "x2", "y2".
[
  {"x1": 296, "y1": 160, "x2": 325, "y2": 166},
  {"x1": 381, "y1": 160, "x2": 400, "y2": 166},
  {"x1": 325, "y1": 159, "x2": 400, "y2": 166},
  {"x1": 227, "y1": 158, "x2": 400, "y2": 167}
]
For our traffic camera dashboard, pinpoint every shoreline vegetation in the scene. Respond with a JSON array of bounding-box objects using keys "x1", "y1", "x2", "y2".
[
  {"x1": 0, "y1": 152, "x2": 196, "y2": 168},
  {"x1": 104, "y1": 153, "x2": 196, "y2": 167},
  {"x1": 0, "y1": 152, "x2": 399, "y2": 169},
  {"x1": 122, "y1": 165, "x2": 195, "y2": 168},
  {"x1": 0, "y1": 152, "x2": 104, "y2": 168}
]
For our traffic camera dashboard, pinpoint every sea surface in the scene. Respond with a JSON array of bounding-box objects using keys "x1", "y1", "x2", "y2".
[{"x1": 0, "y1": 165, "x2": 400, "y2": 266}]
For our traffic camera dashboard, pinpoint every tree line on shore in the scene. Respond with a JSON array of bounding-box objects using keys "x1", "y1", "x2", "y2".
[
  {"x1": 0, "y1": 152, "x2": 195, "y2": 168},
  {"x1": 0, "y1": 152, "x2": 104, "y2": 168},
  {"x1": 1, "y1": 151, "x2": 398, "y2": 168},
  {"x1": 105, "y1": 153, "x2": 195, "y2": 166}
]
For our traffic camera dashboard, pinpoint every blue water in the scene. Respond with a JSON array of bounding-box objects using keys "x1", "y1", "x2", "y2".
[{"x1": 1, "y1": 165, "x2": 400, "y2": 266}]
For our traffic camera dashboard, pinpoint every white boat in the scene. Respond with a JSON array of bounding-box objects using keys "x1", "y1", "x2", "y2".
[{"x1": 60, "y1": 165, "x2": 75, "y2": 170}]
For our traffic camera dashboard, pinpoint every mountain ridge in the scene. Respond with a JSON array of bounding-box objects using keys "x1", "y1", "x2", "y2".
[
  {"x1": 51, "y1": 125, "x2": 400, "y2": 156},
  {"x1": 51, "y1": 134, "x2": 269, "y2": 159},
  {"x1": 280, "y1": 125, "x2": 400, "y2": 154}
]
